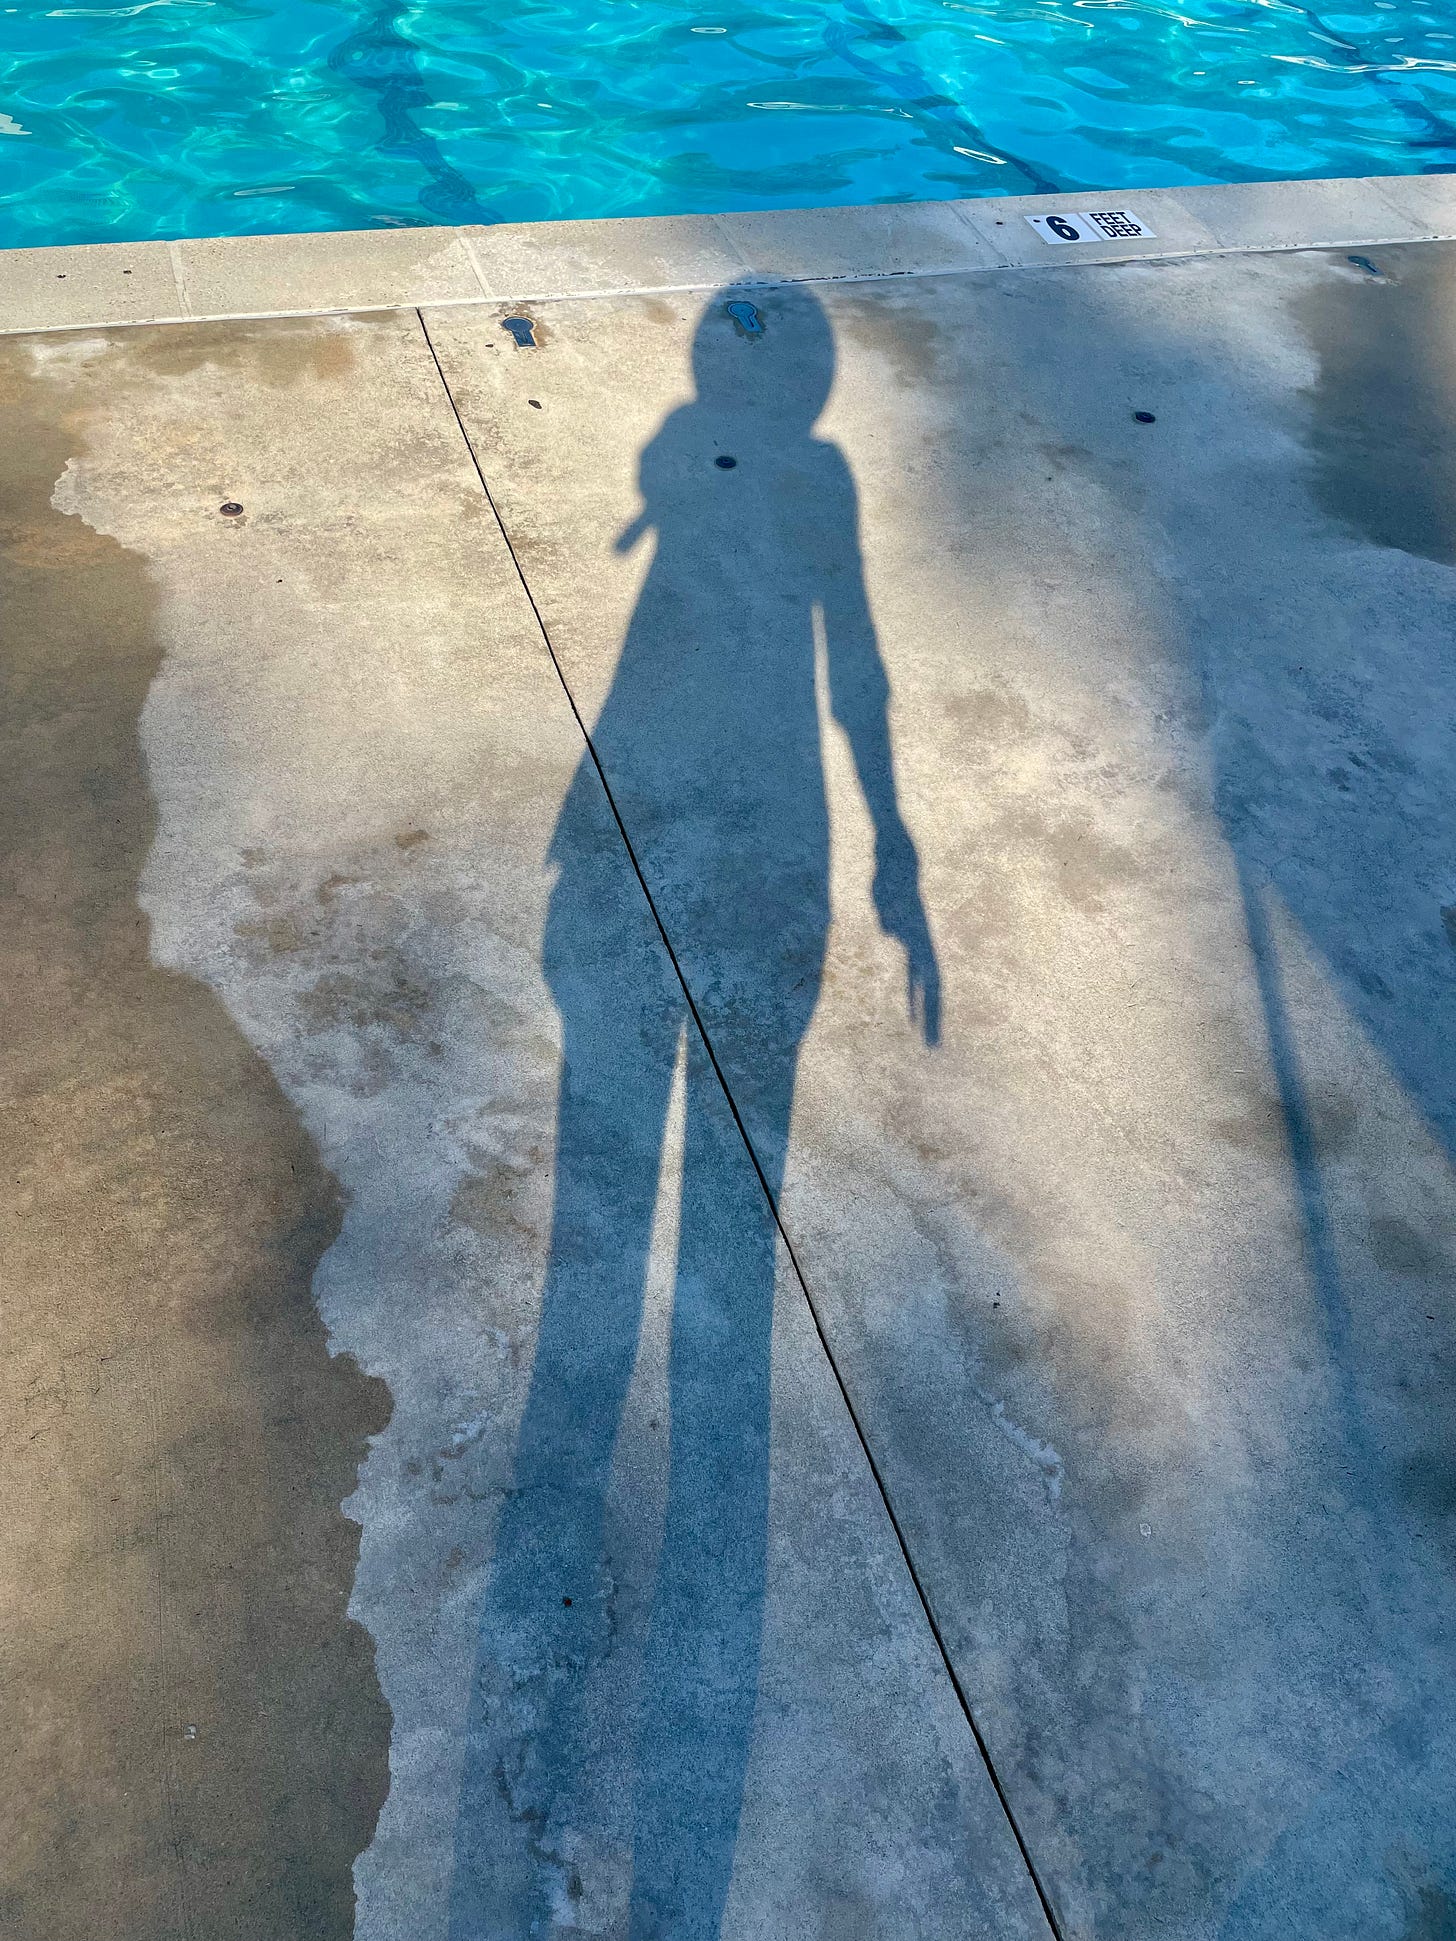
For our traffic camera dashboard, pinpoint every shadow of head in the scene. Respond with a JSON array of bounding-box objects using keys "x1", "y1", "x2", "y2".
[{"x1": 689, "y1": 282, "x2": 837, "y2": 430}]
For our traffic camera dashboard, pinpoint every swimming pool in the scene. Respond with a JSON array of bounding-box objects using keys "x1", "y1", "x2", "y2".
[{"x1": 2, "y1": 0, "x2": 1454, "y2": 251}]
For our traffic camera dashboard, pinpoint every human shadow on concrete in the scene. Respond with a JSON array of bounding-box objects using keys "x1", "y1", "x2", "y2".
[
  {"x1": 0, "y1": 343, "x2": 391, "y2": 1936},
  {"x1": 449, "y1": 285, "x2": 938, "y2": 1938}
]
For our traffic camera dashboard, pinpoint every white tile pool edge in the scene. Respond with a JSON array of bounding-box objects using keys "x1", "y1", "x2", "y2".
[{"x1": 3, "y1": 172, "x2": 1456, "y2": 335}]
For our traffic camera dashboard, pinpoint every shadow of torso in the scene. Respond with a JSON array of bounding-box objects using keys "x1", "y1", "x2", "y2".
[{"x1": 552, "y1": 400, "x2": 859, "y2": 980}]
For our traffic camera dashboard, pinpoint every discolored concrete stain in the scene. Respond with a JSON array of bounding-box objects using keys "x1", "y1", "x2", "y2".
[
  {"x1": 1298, "y1": 245, "x2": 1456, "y2": 565},
  {"x1": 0, "y1": 343, "x2": 392, "y2": 1938},
  {"x1": 1402, "y1": 1886, "x2": 1456, "y2": 1941}
]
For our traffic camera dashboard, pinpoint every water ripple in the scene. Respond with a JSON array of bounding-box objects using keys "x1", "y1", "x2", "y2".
[{"x1": 2, "y1": 0, "x2": 1455, "y2": 245}]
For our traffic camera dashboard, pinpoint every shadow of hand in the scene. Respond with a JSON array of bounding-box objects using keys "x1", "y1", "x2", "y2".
[
  {"x1": 615, "y1": 511, "x2": 651, "y2": 555},
  {"x1": 872, "y1": 826, "x2": 941, "y2": 1048}
]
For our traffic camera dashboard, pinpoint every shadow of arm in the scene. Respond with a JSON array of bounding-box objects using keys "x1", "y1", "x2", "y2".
[{"x1": 819, "y1": 452, "x2": 941, "y2": 1046}]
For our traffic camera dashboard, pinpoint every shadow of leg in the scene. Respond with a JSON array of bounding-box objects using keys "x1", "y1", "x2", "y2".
[
  {"x1": 629, "y1": 1034, "x2": 780, "y2": 1941},
  {"x1": 450, "y1": 949, "x2": 677, "y2": 1937}
]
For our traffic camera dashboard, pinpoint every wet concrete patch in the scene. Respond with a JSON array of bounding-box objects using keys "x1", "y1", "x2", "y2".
[
  {"x1": 0, "y1": 345, "x2": 392, "y2": 1936},
  {"x1": 1298, "y1": 244, "x2": 1456, "y2": 564}
]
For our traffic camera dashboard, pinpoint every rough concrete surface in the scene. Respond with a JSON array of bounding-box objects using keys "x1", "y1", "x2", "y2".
[
  {"x1": 426, "y1": 246, "x2": 1456, "y2": 1939},
  {"x1": 8, "y1": 176, "x2": 1456, "y2": 339},
  {"x1": 2, "y1": 228, "x2": 1454, "y2": 1941},
  {"x1": 1, "y1": 309, "x2": 1049, "y2": 1941}
]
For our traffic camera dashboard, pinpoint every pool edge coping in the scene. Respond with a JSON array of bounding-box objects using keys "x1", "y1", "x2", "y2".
[{"x1": 4, "y1": 172, "x2": 1456, "y2": 336}]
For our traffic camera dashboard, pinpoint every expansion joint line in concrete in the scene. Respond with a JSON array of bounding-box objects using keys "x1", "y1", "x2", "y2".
[{"x1": 413, "y1": 303, "x2": 1067, "y2": 1941}]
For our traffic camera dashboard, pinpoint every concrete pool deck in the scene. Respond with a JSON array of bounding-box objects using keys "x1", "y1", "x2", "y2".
[
  {"x1": 3, "y1": 179, "x2": 1456, "y2": 1940},
  {"x1": 6, "y1": 172, "x2": 1456, "y2": 334}
]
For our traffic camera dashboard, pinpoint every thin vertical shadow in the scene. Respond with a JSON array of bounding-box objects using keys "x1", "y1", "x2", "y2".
[
  {"x1": 1231, "y1": 858, "x2": 1368, "y2": 1472},
  {"x1": 448, "y1": 285, "x2": 939, "y2": 1939}
]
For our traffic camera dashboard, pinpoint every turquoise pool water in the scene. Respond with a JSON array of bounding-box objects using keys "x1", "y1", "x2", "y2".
[{"x1": 2, "y1": 0, "x2": 1454, "y2": 249}]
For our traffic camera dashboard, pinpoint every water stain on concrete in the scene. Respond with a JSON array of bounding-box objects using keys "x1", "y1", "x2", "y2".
[
  {"x1": 0, "y1": 344, "x2": 391, "y2": 1939},
  {"x1": 1369, "y1": 1214, "x2": 1452, "y2": 1279},
  {"x1": 945, "y1": 680, "x2": 1036, "y2": 751},
  {"x1": 1400, "y1": 1882, "x2": 1456, "y2": 1941},
  {"x1": 450, "y1": 1158, "x2": 542, "y2": 1250},
  {"x1": 1400, "y1": 1455, "x2": 1456, "y2": 1531},
  {"x1": 833, "y1": 290, "x2": 944, "y2": 389},
  {"x1": 104, "y1": 313, "x2": 361, "y2": 392},
  {"x1": 1299, "y1": 247, "x2": 1456, "y2": 564}
]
